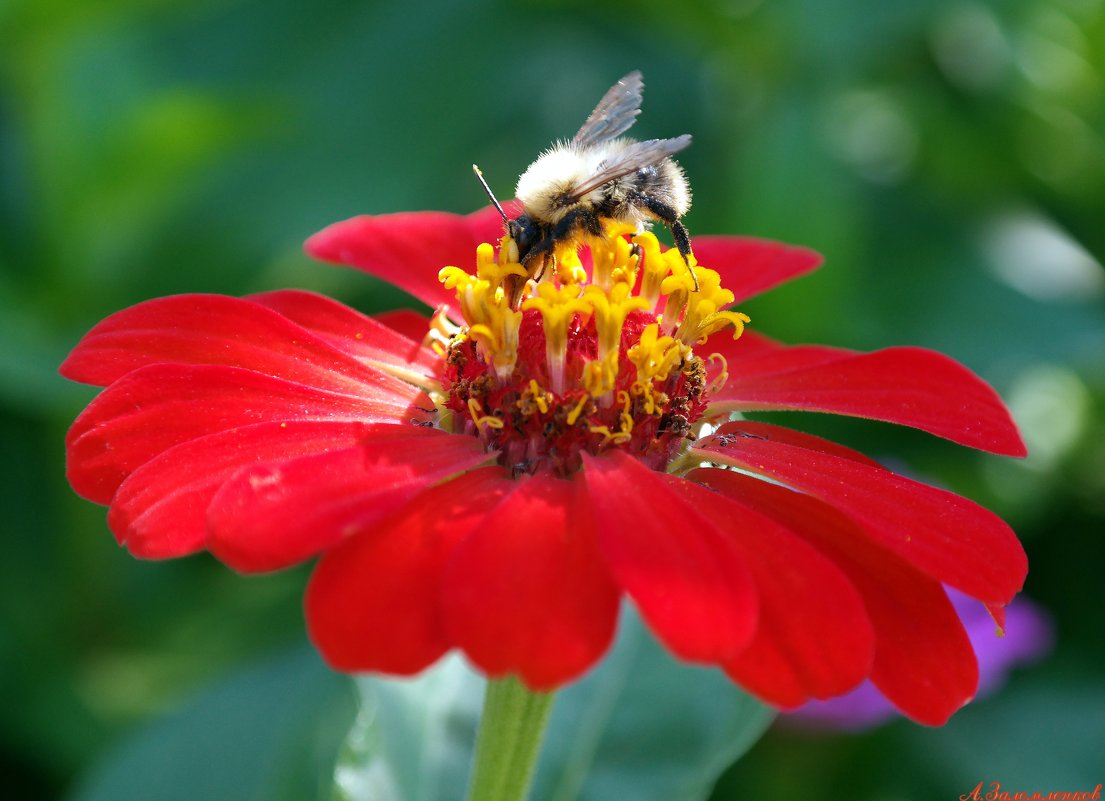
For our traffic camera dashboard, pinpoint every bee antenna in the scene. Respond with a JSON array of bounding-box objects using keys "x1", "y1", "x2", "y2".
[{"x1": 472, "y1": 164, "x2": 509, "y2": 225}]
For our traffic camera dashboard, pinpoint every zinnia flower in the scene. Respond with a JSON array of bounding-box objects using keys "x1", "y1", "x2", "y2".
[{"x1": 62, "y1": 204, "x2": 1028, "y2": 725}]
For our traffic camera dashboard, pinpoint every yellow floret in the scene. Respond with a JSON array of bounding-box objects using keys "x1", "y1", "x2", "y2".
[{"x1": 522, "y1": 283, "x2": 591, "y2": 395}]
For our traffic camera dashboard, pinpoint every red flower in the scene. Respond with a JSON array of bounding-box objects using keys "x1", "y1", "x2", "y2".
[{"x1": 61, "y1": 206, "x2": 1027, "y2": 725}]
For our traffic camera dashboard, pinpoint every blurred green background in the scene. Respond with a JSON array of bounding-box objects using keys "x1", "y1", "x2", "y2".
[{"x1": 2, "y1": 0, "x2": 1103, "y2": 798}]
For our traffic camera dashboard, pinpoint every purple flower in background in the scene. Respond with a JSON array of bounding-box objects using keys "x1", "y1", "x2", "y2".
[{"x1": 785, "y1": 589, "x2": 1053, "y2": 731}]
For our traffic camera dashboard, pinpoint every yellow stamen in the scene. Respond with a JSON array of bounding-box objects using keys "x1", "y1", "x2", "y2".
[
  {"x1": 633, "y1": 231, "x2": 669, "y2": 310},
  {"x1": 522, "y1": 283, "x2": 591, "y2": 395},
  {"x1": 554, "y1": 245, "x2": 588, "y2": 285},
  {"x1": 659, "y1": 288, "x2": 688, "y2": 337},
  {"x1": 517, "y1": 379, "x2": 551, "y2": 415},
  {"x1": 442, "y1": 261, "x2": 523, "y2": 381},
  {"x1": 581, "y1": 351, "x2": 620, "y2": 401},
  {"x1": 581, "y1": 282, "x2": 647, "y2": 405},
  {"x1": 662, "y1": 263, "x2": 748, "y2": 346},
  {"x1": 695, "y1": 310, "x2": 751, "y2": 344},
  {"x1": 614, "y1": 238, "x2": 642, "y2": 289},
  {"x1": 634, "y1": 382, "x2": 657, "y2": 415},
  {"x1": 616, "y1": 390, "x2": 635, "y2": 437},
  {"x1": 531, "y1": 380, "x2": 550, "y2": 414},
  {"x1": 566, "y1": 393, "x2": 590, "y2": 426},
  {"x1": 627, "y1": 323, "x2": 686, "y2": 387},
  {"x1": 706, "y1": 352, "x2": 730, "y2": 394},
  {"x1": 588, "y1": 424, "x2": 632, "y2": 446},
  {"x1": 658, "y1": 252, "x2": 708, "y2": 332},
  {"x1": 424, "y1": 306, "x2": 461, "y2": 350},
  {"x1": 467, "y1": 398, "x2": 504, "y2": 432},
  {"x1": 584, "y1": 282, "x2": 649, "y2": 364},
  {"x1": 468, "y1": 304, "x2": 522, "y2": 381},
  {"x1": 475, "y1": 239, "x2": 528, "y2": 289},
  {"x1": 435, "y1": 222, "x2": 752, "y2": 469},
  {"x1": 590, "y1": 222, "x2": 638, "y2": 289}
]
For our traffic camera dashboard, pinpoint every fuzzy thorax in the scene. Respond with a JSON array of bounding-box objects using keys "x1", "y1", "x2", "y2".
[{"x1": 515, "y1": 139, "x2": 691, "y2": 226}]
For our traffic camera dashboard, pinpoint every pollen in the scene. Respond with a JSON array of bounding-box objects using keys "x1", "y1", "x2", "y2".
[
  {"x1": 436, "y1": 225, "x2": 748, "y2": 476},
  {"x1": 518, "y1": 379, "x2": 552, "y2": 415}
]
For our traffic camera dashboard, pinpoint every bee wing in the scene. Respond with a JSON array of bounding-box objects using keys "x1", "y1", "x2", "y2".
[
  {"x1": 565, "y1": 135, "x2": 692, "y2": 201},
  {"x1": 572, "y1": 71, "x2": 644, "y2": 148}
]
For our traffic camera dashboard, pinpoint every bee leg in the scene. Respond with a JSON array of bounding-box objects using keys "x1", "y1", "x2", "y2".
[
  {"x1": 509, "y1": 240, "x2": 553, "y2": 308},
  {"x1": 670, "y1": 221, "x2": 699, "y2": 291},
  {"x1": 522, "y1": 231, "x2": 561, "y2": 276},
  {"x1": 552, "y1": 208, "x2": 605, "y2": 273},
  {"x1": 626, "y1": 191, "x2": 699, "y2": 292},
  {"x1": 534, "y1": 251, "x2": 555, "y2": 284},
  {"x1": 553, "y1": 207, "x2": 604, "y2": 241}
]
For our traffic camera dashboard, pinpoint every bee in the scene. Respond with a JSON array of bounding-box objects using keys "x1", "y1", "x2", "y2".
[{"x1": 474, "y1": 71, "x2": 697, "y2": 299}]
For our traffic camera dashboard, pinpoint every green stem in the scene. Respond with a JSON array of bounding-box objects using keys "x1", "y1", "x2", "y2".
[{"x1": 465, "y1": 675, "x2": 556, "y2": 801}]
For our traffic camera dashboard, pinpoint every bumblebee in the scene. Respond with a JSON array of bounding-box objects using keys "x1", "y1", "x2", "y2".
[{"x1": 475, "y1": 71, "x2": 696, "y2": 295}]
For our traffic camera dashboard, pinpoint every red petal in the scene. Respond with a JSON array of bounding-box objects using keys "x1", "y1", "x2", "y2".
[
  {"x1": 710, "y1": 329, "x2": 851, "y2": 372},
  {"x1": 581, "y1": 452, "x2": 758, "y2": 663},
  {"x1": 108, "y1": 420, "x2": 370, "y2": 559},
  {"x1": 707, "y1": 334, "x2": 1027, "y2": 456},
  {"x1": 987, "y1": 602, "x2": 1007, "y2": 633},
  {"x1": 692, "y1": 236, "x2": 822, "y2": 304},
  {"x1": 692, "y1": 468, "x2": 978, "y2": 724},
  {"x1": 675, "y1": 472, "x2": 873, "y2": 707},
  {"x1": 692, "y1": 422, "x2": 1028, "y2": 606},
  {"x1": 306, "y1": 466, "x2": 511, "y2": 675},
  {"x1": 304, "y1": 206, "x2": 515, "y2": 316},
  {"x1": 59, "y1": 294, "x2": 424, "y2": 408},
  {"x1": 372, "y1": 310, "x2": 446, "y2": 377},
  {"x1": 373, "y1": 309, "x2": 432, "y2": 343},
  {"x1": 468, "y1": 202, "x2": 522, "y2": 242},
  {"x1": 249, "y1": 289, "x2": 439, "y2": 378},
  {"x1": 207, "y1": 425, "x2": 494, "y2": 572},
  {"x1": 443, "y1": 473, "x2": 620, "y2": 690},
  {"x1": 66, "y1": 364, "x2": 413, "y2": 504}
]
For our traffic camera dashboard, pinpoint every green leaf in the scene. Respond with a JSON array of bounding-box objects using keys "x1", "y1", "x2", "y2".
[
  {"x1": 334, "y1": 654, "x2": 483, "y2": 801},
  {"x1": 335, "y1": 606, "x2": 774, "y2": 801},
  {"x1": 67, "y1": 647, "x2": 355, "y2": 801},
  {"x1": 904, "y1": 675, "x2": 1105, "y2": 790},
  {"x1": 535, "y1": 608, "x2": 774, "y2": 801},
  {"x1": 66, "y1": 608, "x2": 771, "y2": 801}
]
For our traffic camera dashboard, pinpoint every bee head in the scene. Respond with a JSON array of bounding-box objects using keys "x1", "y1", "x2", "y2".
[{"x1": 508, "y1": 214, "x2": 541, "y2": 263}]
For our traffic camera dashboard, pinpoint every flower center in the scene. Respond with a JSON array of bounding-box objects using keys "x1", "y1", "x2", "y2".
[{"x1": 435, "y1": 225, "x2": 749, "y2": 477}]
